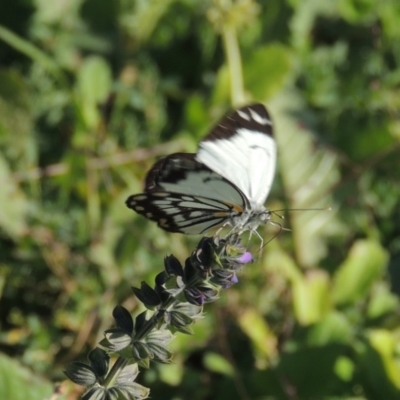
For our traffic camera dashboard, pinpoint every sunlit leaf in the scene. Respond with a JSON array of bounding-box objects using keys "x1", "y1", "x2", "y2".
[
  {"x1": 332, "y1": 240, "x2": 388, "y2": 306},
  {"x1": 357, "y1": 331, "x2": 400, "y2": 398},
  {"x1": 292, "y1": 269, "x2": 331, "y2": 325},
  {"x1": 334, "y1": 356, "x2": 355, "y2": 381},
  {"x1": 76, "y1": 56, "x2": 112, "y2": 131},
  {"x1": 243, "y1": 44, "x2": 292, "y2": 101},
  {"x1": 367, "y1": 330, "x2": 400, "y2": 389},
  {"x1": 307, "y1": 312, "x2": 353, "y2": 346},
  {"x1": 0, "y1": 155, "x2": 28, "y2": 238},
  {"x1": 203, "y1": 352, "x2": 234, "y2": 377},
  {"x1": 237, "y1": 307, "x2": 278, "y2": 367},
  {"x1": 0, "y1": 354, "x2": 52, "y2": 400},
  {"x1": 270, "y1": 92, "x2": 343, "y2": 267}
]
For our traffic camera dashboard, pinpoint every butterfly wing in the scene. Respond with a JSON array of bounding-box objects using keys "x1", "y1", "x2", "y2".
[
  {"x1": 196, "y1": 104, "x2": 276, "y2": 205},
  {"x1": 127, "y1": 192, "x2": 234, "y2": 234},
  {"x1": 126, "y1": 154, "x2": 249, "y2": 234}
]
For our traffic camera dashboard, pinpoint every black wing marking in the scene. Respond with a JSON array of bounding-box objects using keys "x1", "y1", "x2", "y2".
[
  {"x1": 143, "y1": 153, "x2": 250, "y2": 209},
  {"x1": 202, "y1": 103, "x2": 273, "y2": 142},
  {"x1": 126, "y1": 192, "x2": 240, "y2": 234},
  {"x1": 144, "y1": 153, "x2": 198, "y2": 191}
]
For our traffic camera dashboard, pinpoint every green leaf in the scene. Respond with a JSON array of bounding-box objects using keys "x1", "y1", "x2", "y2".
[
  {"x1": 184, "y1": 95, "x2": 210, "y2": 137},
  {"x1": 289, "y1": 0, "x2": 338, "y2": 51},
  {"x1": 332, "y1": 240, "x2": 388, "y2": 306},
  {"x1": 0, "y1": 26, "x2": 64, "y2": 81},
  {"x1": 334, "y1": 356, "x2": 355, "y2": 382},
  {"x1": 243, "y1": 44, "x2": 292, "y2": 101},
  {"x1": 278, "y1": 344, "x2": 345, "y2": 399},
  {"x1": 292, "y1": 270, "x2": 331, "y2": 325},
  {"x1": 269, "y1": 92, "x2": 343, "y2": 267},
  {"x1": 0, "y1": 70, "x2": 35, "y2": 166},
  {"x1": 380, "y1": 1, "x2": 400, "y2": 39},
  {"x1": 0, "y1": 354, "x2": 52, "y2": 400},
  {"x1": 203, "y1": 352, "x2": 234, "y2": 377},
  {"x1": 158, "y1": 362, "x2": 183, "y2": 386},
  {"x1": 307, "y1": 312, "x2": 353, "y2": 346},
  {"x1": 357, "y1": 332, "x2": 400, "y2": 398},
  {"x1": 367, "y1": 282, "x2": 400, "y2": 320},
  {"x1": 75, "y1": 56, "x2": 112, "y2": 130},
  {"x1": 339, "y1": 0, "x2": 375, "y2": 23},
  {"x1": 211, "y1": 65, "x2": 230, "y2": 104},
  {"x1": 120, "y1": 0, "x2": 175, "y2": 44},
  {"x1": 237, "y1": 307, "x2": 277, "y2": 364},
  {"x1": 0, "y1": 155, "x2": 28, "y2": 238},
  {"x1": 368, "y1": 330, "x2": 400, "y2": 389}
]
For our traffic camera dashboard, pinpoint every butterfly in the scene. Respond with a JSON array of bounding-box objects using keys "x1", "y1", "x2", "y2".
[{"x1": 126, "y1": 104, "x2": 277, "y2": 239}]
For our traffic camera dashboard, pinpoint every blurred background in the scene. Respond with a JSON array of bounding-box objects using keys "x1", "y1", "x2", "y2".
[{"x1": 1, "y1": 0, "x2": 400, "y2": 399}]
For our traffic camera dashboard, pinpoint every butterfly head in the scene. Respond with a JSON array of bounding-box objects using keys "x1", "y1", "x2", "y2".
[
  {"x1": 259, "y1": 209, "x2": 272, "y2": 224},
  {"x1": 233, "y1": 205, "x2": 272, "y2": 236}
]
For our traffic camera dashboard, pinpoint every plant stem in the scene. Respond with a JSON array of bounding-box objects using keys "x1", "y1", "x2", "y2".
[
  {"x1": 0, "y1": 24, "x2": 67, "y2": 85},
  {"x1": 221, "y1": 24, "x2": 245, "y2": 106},
  {"x1": 103, "y1": 357, "x2": 128, "y2": 387}
]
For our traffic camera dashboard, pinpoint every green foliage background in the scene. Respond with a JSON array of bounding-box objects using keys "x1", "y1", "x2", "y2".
[{"x1": 1, "y1": 0, "x2": 400, "y2": 399}]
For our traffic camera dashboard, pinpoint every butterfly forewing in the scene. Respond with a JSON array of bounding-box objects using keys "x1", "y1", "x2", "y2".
[{"x1": 196, "y1": 104, "x2": 276, "y2": 205}]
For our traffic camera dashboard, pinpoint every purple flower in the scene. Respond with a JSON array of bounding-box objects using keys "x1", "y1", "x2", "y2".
[{"x1": 239, "y1": 252, "x2": 253, "y2": 264}]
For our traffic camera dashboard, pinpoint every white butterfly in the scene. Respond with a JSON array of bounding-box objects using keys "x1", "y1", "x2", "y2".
[{"x1": 126, "y1": 104, "x2": 277, "y2": 239}]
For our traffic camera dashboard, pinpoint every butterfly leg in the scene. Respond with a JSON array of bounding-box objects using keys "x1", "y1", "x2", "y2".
[
  {"x1": 214, "y1": 222, "x2": 233, "y2": 255},
  {"x1": 256, "y1": 221, "x2": 285, "y2": 256},
  {"x1": 218, "y1": 222, "x2": 241, "y2": 241},
  {"x1": 214, "y1": 225, "x2": 225, "y2": 238},
  {"x1": 252, "y1": 229, "x2": 264, "y2": 252}
]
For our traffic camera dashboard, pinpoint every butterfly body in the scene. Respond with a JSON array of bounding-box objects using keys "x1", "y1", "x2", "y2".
[{"x1": 126, "y1": 104, "x2": 276, "y2": 237}]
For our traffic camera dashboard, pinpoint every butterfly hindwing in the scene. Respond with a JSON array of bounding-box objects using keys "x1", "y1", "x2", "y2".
[
  {"x1": 126, "y1": 153, "x2": 248, "y2": 234},
  {"x1": 126, "y1": 192, "x2": 237, "y2": 234},
  {"x1": 144, "y1": 153, "x2": 249, "y2": 209}
]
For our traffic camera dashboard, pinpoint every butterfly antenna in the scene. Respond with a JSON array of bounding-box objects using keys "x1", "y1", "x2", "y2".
[
  {"x1": 271, "y1": 206, "x2": 332, "y2": 213},
  {"x1": 271, "y1": 211, "x2": 285, "y2": 220},
  {"x1": 269, "y1": 210, "x2": 292, "y2": 227},
  {"x1": 269, "y1": 211, "x2": 291, "y2": 232},
  {"x1": 269, "y1": 206, "x2": 331, "y2": 231}
]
